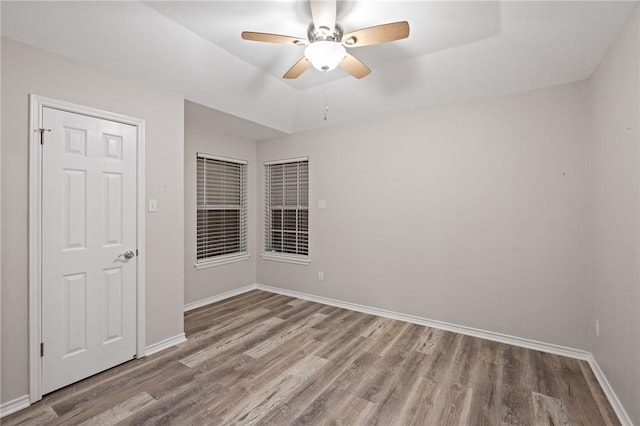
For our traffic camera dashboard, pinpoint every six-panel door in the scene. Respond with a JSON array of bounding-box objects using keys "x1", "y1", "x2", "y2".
[{"x1": 41, "y1": 107, "x2": 138, "y2": 394}]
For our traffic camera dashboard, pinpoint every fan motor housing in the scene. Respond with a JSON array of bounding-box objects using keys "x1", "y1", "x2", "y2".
[{"x1": 307, "y1": 23, "x2": 343, "y2": 43}]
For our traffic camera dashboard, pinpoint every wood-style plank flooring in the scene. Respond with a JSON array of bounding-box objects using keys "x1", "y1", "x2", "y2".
[{"x1": 4, "y1": 290, "x2": 619, "y2": 425}]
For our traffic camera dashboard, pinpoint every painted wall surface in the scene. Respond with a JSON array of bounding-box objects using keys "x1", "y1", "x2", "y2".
[
  {"x1": 588, "y1": 7, "x2": 640, "y2": 424},
  {"x1": 184, "y1": 101, "x2": 257, "y2": 304},
  {"x1": 257, "y1": 82, "x2": 591, "y2": 350},
  {"x1": 1, "y1": 38, "x2": 185, "y2": 403}
]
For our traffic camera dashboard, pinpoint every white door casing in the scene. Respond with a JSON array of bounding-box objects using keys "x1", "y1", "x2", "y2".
[{"x1": 29, "y1": 96, "x2": 146, "y2": 401}]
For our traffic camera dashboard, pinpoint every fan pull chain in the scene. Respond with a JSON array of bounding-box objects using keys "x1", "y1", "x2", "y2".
[{"x1": 323, "y1": 70, "x2": 329, "y2": 121}]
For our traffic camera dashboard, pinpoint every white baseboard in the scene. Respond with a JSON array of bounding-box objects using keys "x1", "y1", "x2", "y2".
[
  {"x1": 184, "y1": 284, "x2": 258, "y2": 312},
  {"x1": 0, "y1": 395, "x2": 30, "y2": 418},
  {"x1": 0, "y1": 336, "x2": 188, "y2": 418},
  {"x1": 586, "y1": 354, "x2": 633, "y2": 426},
  {"x1": 256, "y1": 283, "x2": 590, "y2": 360},
  {"x1": 144, "y1": 333, "x2": 187, "y2": 357}
]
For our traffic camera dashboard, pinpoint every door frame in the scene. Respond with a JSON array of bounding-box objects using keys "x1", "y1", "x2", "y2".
[{"x1": 28, "y1": 95, "x2": 146, "y2": 402}]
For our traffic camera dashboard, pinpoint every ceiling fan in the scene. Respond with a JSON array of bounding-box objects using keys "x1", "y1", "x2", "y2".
[{"x1": 241, "y1": 0, "x2": 410, "y2": 79}]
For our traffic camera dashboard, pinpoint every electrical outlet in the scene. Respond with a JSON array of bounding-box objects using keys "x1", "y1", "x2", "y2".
[
  {"x1": 318, "y1": 271, "x2": 324, "y2": 281},
  {"x1": 595, "y1": 319, "x2": 600, "y2": 337}
]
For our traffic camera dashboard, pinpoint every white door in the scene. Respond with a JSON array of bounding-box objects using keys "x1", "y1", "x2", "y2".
[{"x1": 41, "y1": 107, "x2": 138, "y2": 394}]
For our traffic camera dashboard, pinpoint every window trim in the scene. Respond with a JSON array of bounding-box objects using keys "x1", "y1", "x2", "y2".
[
  {"x1": 195, "y1": 152, "x2": 248, "y2": 267},
  {"x1": 195, "y1": 253, "x2": 251, "y2": 269},
  {"x1": 261, "y1": 252, "x2": 310, "y2": 266},
  {"x1": 264, "y1": 156, "x2": 309, "y2": 166},
  {"x1": 262, "y1": 156, "x2": 310, "y2": 265},
  {"x1": 198, "y1": 152, "x2": 248, "y2": 165}
]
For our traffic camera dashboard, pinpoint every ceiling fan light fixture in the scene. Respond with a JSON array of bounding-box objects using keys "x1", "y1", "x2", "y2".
[{"x1": 304, "y1": 41, "x2": 346, "y2": 72}]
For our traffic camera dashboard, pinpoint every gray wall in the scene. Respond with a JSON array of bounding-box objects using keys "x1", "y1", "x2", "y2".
[
  {"x1": 184, "y1": 101, "x2": 257, "y2": 305},
  {"x1": 1, "y1": 38, "x2": 185, "y2": 403},
  {"x1": 588, "y1": 7, "x2": 640, "y2": 424},
  {"x1": 257, "y1": 81, "x2": 591, "y2": 350}
]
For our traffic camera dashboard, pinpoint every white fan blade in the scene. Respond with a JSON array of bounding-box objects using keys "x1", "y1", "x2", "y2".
[{"x1": 310, "y1": 0, "x2": 336, "y2": 32}]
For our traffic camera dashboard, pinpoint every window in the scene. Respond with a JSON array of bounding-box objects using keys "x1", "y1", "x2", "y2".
[
  {"x1": 263, "y1": 158, "x2": 309, "y2": 264},
  {"x1": 196, "y1": 153, "x2": 248, "y2": 267}
]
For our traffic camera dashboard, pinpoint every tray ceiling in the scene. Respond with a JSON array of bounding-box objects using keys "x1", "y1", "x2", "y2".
[{"x1": 2, "y1": 1, "x2": 637, "y2": 136}]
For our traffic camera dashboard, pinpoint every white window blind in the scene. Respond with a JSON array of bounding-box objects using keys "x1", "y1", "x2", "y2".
[
  {"x1": 265, "y1": 158, "x2": 309, "y2": 256},
  {"x1": 197, "y1": 154, "x2": 247, "y2": 262}
]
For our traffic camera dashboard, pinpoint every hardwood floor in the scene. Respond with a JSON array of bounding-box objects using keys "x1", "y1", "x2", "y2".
[{"x1": 4, "y1": 290, "x2": 619, "y2": 425}]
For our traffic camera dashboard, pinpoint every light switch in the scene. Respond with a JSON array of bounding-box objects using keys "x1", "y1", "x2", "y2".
[
  {"x1": 148, "y1": 199, "x2": 158, "y2": 212},
  {"x1": 318, "y1": 200, "x2": 327, "y2": 209}
]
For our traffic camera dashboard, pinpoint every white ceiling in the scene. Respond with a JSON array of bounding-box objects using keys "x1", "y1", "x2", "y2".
[{"x1": 1, "y1": 1, "x2": 637, "y2": 138}]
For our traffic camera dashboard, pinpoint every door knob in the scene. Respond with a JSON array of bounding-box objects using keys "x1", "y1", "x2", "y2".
[{"x1": 118, "y1": 250, "x2": 135, "y2": 259}]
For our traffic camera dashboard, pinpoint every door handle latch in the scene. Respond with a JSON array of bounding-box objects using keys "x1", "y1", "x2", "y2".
[{"x1": 118, "y1": 250, "x2": 135, "y2": 259}]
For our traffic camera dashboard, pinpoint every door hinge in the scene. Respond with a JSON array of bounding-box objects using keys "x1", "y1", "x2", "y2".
[
  {"x1": 40, "y1": 342, "x2": 44, "y2": 357},
  {"x1": 36, "y1": 128, "x2": 51, "y2": 145}
]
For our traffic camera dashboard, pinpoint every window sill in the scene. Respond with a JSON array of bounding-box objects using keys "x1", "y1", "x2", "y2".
[
  {"x1": 261, "y1": 253, "x2": 311, "y2": 266},
  {"x1": 194, "y1": 253, "x2": 250, "y2": 269}
]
